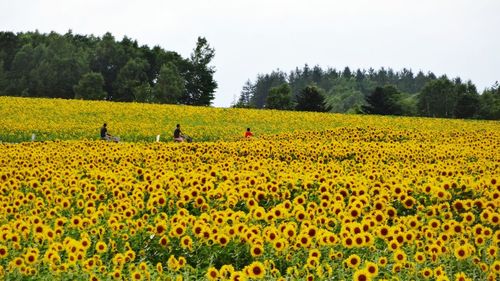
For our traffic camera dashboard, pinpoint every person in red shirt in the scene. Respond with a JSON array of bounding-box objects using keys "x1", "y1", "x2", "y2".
[{"x1": 245, "y1": 128, "x2": 253, "y2": 138}]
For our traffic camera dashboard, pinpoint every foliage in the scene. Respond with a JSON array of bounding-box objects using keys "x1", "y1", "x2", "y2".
[
  {"x1": 0, "y1": 31, "x2": 217, "y2": 105},
  {"x1": 295, "y1": 85, "x2": 331, "y2": 112},
  {"x1": 73, "y1": 72, "x2": 106, "y2": 100},
  {"x1": 362, "y1": 85, "x2": 403, "y2": 115},
  {"x1": 154, "y1": 62, "x2": 185, "y2": 104},
  {"x1": 266, "y1": 83, "x2": 293, "y2": 110},
  {"x1": 239, "y1": 65, "x2": 498, "y2": 120},
  {"x1": 181, "y1": 37, "x2": 218, "y2": 106},
  {"x1": 477, "y1": 82, "x2": 500, "y2": 120}
]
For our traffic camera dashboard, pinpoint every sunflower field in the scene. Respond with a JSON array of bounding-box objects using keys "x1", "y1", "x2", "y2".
[{"x1": 0, "y1": 96, "x2": 499, "y2": 281}]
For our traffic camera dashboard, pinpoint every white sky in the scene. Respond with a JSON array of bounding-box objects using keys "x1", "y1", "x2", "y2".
[{"x1": 1, "y1": 0, "x2": 499, "y2": 107}]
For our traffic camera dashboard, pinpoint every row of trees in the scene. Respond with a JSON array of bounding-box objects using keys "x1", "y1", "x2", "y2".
[
  {"x1": 234, "y1": 65, "x2": 499, "y2": 120},
  {"x1": 0, "y1": 31, "x2": 217, "y2": 105}
]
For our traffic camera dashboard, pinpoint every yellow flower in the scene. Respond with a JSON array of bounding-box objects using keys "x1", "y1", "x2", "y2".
[
  {"x1": 95, "y1": 241, "x2": 108, "y2": 254},
  {"x1": 247, "y1": 261, "x2": 265, "y2": 279}
]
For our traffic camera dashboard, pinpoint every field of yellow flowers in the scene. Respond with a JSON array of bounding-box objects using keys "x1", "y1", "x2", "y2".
[
  {"x1": 0, "y1": 96, "x2": 499, "y2": 280},
  {"x1": 1, "y1": 96, "x2": 498, "y2": 143}
]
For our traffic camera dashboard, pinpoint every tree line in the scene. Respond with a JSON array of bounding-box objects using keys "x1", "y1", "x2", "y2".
[
  {"x1": 234, "y1": 65, "x2": 499, "y2": 120},
  {"x1": 0, "y1": 31, "x2": 217, "y2": 105}
]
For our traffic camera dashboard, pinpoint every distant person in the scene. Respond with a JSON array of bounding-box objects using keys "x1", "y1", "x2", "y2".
[
  {"x1": 174, "y1": 124, "x2": 185, "y2": 142},
  {"x1": 100, "y1": 123, "x2": 119, "y2": 142},
  {"x1": 245, "y1": 128, "x2": 253, "y2": 138}
]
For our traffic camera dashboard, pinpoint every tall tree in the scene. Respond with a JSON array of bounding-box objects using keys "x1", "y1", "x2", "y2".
[
  {"x1": 454, "y1": 81, "x2": 479, "y2": 118},
  {"x1": 74, "y1": 72, "x2": 106, "y2": 100},
  {"x1": 478, "y1": 82, "x2": 500, "y2": 120},
  {"x1": 113, "y1": 58, "x2": 149, "y2": 102},
  {"x1": 417, "y1": 77, "x2": 457, "y2": 118},
  {"x1": 154, "y1": 62, "x2": 185, "y2": 104},
  {"x1": 250, "y1": 70, "x2": 287, "y2": 108},
  {"x1": 0, "y1": 32, "x2": 19, "y2": 71},
  {"x1": 182, "y1": 37, "x2": 217, "y2": 105},
  {"x1": 234, "y1": 79, "x2": 255, "y2": 108},
  {"x1": 8, "y1": 44, "x2": 36, "y2": 95},
  {"x1": 0, "y1": 60, "x2": 6, "y2": 94},
  {"x1": 266, "y1": 83, "x2": 293, "y2": 110},
  {"x1": 362, "y1": 85, "x2": 403, "y2": 115},
  {"x1": 90, "y1": 32, "x2": 126, "y2": 99},
  {"x1": 295, "y1": 85, "x2": 331, "y2": 112}
]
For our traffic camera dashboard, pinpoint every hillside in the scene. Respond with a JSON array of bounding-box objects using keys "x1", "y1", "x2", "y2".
[{"x1": 1, "y1": 96, "x2": 498, "y2": 143}]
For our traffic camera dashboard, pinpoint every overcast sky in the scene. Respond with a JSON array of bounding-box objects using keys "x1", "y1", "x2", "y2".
[{"x1": 1, "y1": 0, "x2": 499, "y2": 107}]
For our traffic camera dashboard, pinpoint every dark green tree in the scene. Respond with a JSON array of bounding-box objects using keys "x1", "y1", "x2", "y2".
[
  {"x1": 114, "y1": 58, "x2": 149, "y2": 102},
  {"x1": 362, "y1": 85, "x2": 403, "y2": 115},
  {"x1": 250, "y1": 70, "x2": 287, "y2": 108},
  {"x1": 417, "y1": 77, "x2": 457, "y2": 118},
  {"x1": 477, "y1": 82, "x2": 500, "y2": 120},
  {"x1": 90, "y1": 32, "x2": 126, "y2": 99},
  {"x1": 295, "y1": 85, "x2": 331, "y2": 112},
  {"x1": 454, "y1": 81, "x2": 479, "y2": 118},
  {"x1": 266, "y1": 83, "x2": 293, "y2": 110},
  {"x1": 8, "y1": 44, "x2": 37, "y2": 95},
  {"x1": 154, "y1": 62, "x2": 185, "y2": 104},
  {"x1": 133, "y1": 83, "x2": 154, "y2": 103},
  {"x1": 0, "y1": 32, "x2": 19, "y2": 71},
  {"x1": 182, "y1": 37, "x2": 217, "y2": 105},
  {"x1": 234, "y1": 79, "x2": 255, "y2": 108},
  {"x1": 74, "y1": 72, "x2": 106, "y2": 100},
  {"x1": 31, "y1": 35, "x2": 88, "y2": 99},
  {"x1": 0, "y1": 60, "x2": 6, "y2": 94}
]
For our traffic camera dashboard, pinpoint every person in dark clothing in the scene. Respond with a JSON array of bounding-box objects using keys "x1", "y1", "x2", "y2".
[
  {"x1": 100, "y1": 123, "x2": 119, "y2": 142},
  {"x1": 173, "y1": 124, "x2": 184, "y2": 142},
  {"x1": 101, "y1": 123, "x2": 109, "y2": 140}
]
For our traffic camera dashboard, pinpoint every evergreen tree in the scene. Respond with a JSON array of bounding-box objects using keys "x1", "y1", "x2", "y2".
[
  {"x1": 250, "y1": 70, "x2": 287, "y2": 108},
  {"x1": 295, "y1": 85, "x2": 331, "y2": 112},
  {"x1": 478, "y1": 82, "x2": 500, "y2": 120},
  {"x1": 235, "y1": 79, "x2": 255, "y2": 108},
  {"x1": 454, "y1": 81, "x2": 479, "y2": 118},
  {"x1": 0, "y1": 60, "x2": 6, "y2": 94},
  {"x1": 266, "y1": 83, "x2": 293, "y2": 110},
  {"x1": 362, "y1": 85, "x2": 403, "y2": 115}
]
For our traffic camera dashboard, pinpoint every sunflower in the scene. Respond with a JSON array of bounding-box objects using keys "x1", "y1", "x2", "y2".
[
  {"x1": 180, "y1": 235, "x2": 193, "y2": 251},
  {"x1": 130, "y1": 270, "x2": 142, "y2": 281},
  {"x1": 149, "y1": 262, "x2": 160, "y2": 275},
  {"x1": 24, "y1": 252, "x2": 38, "y2": 265},
  {"x1": 345, "y1": 254, "x2": 361, "y2": 269},
  {"x1": 250, "y1": 244, "x2": 264, "y2": 257},
  {"x1": 218, "y1": 234, "x2": 230, "y2": 247},
  {"x1": 247, "y1": 261, "x2": 266, "y2": 279},
  {"x1": 414, "y1": 251, "x2": 426, "y2": 264},
  {"x1": 421, "y1": 268, "x2": 433, "y2": 279},
  {"x1": 454, "y1": 245, "x2": 470, "y2": 260},
  {"x1": 377, "y1": 257, "x2": 387, "y2": 267},
  {"x1": 365, "y1": 261, "x2": 378, "y2": 277},
  {"x1": 230, "y1": 271, "x2": 247, "y2": 281},
  {"x1": 393, "y1": 249, "x2": 406, "y2": 263},
  {"x1": 110, "y1": 269, "x2": 122, "y2": 280},
  {"x1": 0, "y1": 245, "x2": 8, "y2": 259},
  {"x1": 205, "y1": 266, "x2": 219, "y2": 281},
  {"x1": 454, "y1": 272, "x2": 472, "y2": 281},
  {"x1": 95, "y1": 241, "x2": 108, "y2": 254},
  {"x1": 353, "y1": 268, "x2": 371, "y2": 281},
  {"x1": 273, "y1": 238, "x2": 287, "y2": 252}
]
